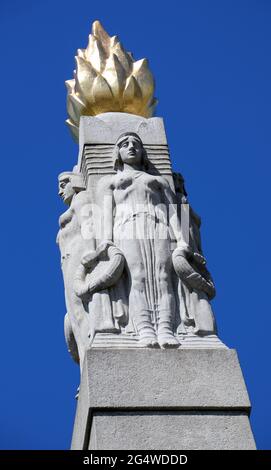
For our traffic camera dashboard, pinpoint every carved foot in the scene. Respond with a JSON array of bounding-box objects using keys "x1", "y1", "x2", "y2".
[
  {"x1": 158, "y1": 334, "x2": 180, "y2": 349},
  {"x1": 137, "y1": 336, "x2": 159, "y2": 348},
  {"x1": 157, "y1": 314, "x2": 181, "y2": 348},
  {"x1": 135, "y1": 310, "x2": 158, "y2": 348}
]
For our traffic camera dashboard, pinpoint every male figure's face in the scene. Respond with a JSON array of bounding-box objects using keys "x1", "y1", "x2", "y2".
[
  {"x1": 58, "y1": 177, "x2": 75, "y2": 205},
  {"x1": 119, "y1": 136, "x2": 142, "y2": 167}
]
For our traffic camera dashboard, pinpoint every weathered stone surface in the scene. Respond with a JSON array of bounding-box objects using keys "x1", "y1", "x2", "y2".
[
  {"x1": 71, "y1": 348, "x2": 256, "y2": 450},
  {"x1": 79, "y1": 113, "x2": 167, "y2": 148},
  {"x1": 89, "y1": 411, "x2": 255, "y2": 450},
  {"x1": 78, "y1": 348, "x2": 251, "y2": 409}
]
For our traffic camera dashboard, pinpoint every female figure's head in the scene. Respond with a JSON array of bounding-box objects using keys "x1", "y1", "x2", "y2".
[{"x1": 113, "y1": 132, "x2": 149, "y2": 171}]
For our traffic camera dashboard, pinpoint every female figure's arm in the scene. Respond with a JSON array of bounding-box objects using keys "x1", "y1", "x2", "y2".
[
  {"x1": 160, "y1": 177, "x2": 189, "y2": 249},
  {"x1": 95, "y1": 175, "x2": 115, "y2": 244}
]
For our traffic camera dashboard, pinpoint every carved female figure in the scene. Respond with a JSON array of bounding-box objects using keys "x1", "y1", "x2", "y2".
[{"x1": 97, "y1": 132, "x2": 181, "y2": 348}]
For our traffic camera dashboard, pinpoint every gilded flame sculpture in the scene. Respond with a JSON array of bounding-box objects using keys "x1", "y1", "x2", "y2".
[{"x1": 66, "y1": 20, "x2": 157, "y2": 141}]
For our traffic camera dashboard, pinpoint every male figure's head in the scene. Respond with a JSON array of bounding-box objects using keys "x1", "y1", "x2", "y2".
[
  {"x1": 58, "y1": 171, "x2": 85, "y2": 205},
  {"x1": 58, "y1": 173, "x2": 75, "y2": 205},
  {"x1": 173, "y1": 172, "x2": 187, "y2": 198}
]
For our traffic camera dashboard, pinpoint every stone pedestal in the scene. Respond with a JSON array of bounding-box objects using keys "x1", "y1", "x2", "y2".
[{"x1": 71, "y1": 348, "x2": 256, "y2": 450}]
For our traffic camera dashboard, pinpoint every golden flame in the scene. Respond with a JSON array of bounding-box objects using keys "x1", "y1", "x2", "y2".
[{"x1": 65, "y1": 20, "x2": 157, "y2": 141}]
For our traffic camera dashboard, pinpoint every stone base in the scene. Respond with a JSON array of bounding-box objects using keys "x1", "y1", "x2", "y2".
[
  {"x1": 71, "y1": 348, "x2": 256, "y2": 450},
  {"x1": 91, "y1": 332, "x2": 227, "y2": 349}
]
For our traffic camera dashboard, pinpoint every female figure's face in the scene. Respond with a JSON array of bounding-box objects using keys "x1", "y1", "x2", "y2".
[{"x1": 119, "y1": 136, "x2": 143, "y2": 167}]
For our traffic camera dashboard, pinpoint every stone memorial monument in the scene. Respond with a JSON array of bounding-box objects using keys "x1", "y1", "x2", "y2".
[{"x1": 57, "y1": 20, "x2": 256, "y2": 449}]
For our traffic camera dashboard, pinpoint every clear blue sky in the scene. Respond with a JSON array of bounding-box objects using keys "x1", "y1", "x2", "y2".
[{"x1": 0, "y1": 0, "x2": 270, "y2": 449}]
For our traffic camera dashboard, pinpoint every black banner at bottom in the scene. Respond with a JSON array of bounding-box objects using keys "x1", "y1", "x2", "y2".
[{"x1": 0, "y1": 450, "x2": 270, "y2": 466}]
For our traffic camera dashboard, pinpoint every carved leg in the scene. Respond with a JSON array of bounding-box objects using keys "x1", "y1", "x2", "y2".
[
  {"x1": 157, "y1": 309, "x2": 180, "y2": 349},
  {"x1": 64, "y1": 313, "x2": 80, "y2": 364},
  {"x1": 135, "y1": 310, "x2": 159, "y2": 348}
]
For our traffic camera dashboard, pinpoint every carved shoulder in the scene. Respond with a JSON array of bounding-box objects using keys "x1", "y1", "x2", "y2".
[
  {"x1": 59, "y1": 207, "x2": 74, "y2": 228},
  {"x1": 72, "y1": 190, "x2": 91, "y2": 211},
  {"x1": 96, "y1": 175, "x2": 115, "y2": 196},
  {"x1": 159, "y1": 176, "x2": 176, "y2": 204}
]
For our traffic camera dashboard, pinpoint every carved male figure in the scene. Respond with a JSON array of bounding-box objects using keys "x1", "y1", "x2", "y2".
[
  {"x1": 172, "y1": 172, "x2": 217, "y2": 336},
  {"x1": 57, "y1": 171, "x2": 93, "y2": 370}
]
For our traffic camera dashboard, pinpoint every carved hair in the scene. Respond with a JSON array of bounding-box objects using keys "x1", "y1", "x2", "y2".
[
  {"x1": 173, "y1": 171, "x2": 187, "y2": 197},
  {"x1": 58, "y1": 171, "x2": 86, "y2": 193},
  {"x1": 112, "y1": 132, "x2": 149, "y2": 171}
]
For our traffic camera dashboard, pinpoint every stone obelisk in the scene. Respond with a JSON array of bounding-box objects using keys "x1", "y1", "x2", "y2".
[{"x1": 57, "y1": 20, "x2": 256, "y2": 449}]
